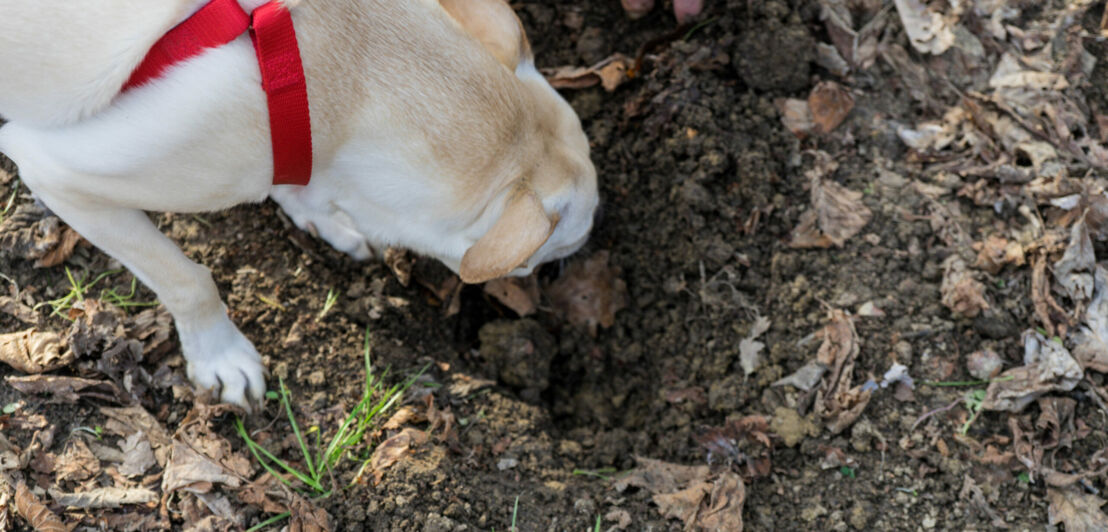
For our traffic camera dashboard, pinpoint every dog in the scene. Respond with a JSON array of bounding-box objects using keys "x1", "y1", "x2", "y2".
[{"x1": 0, "y1": 0, "x2": 598, "y2": 410}]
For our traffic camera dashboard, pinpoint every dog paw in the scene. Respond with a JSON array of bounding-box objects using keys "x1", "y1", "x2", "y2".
[{"x1": 180, "y1": 318, "x2": 267, "y2": 412}]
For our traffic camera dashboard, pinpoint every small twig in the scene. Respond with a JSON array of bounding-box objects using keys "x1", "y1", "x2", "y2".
[{"x1": 912, "y1": 397, "x2": 963, "y2": 431}]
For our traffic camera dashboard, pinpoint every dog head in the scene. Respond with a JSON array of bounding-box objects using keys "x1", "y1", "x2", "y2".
[{"x1": 436, "y1": 0, "x2": 599, "y2": 284}]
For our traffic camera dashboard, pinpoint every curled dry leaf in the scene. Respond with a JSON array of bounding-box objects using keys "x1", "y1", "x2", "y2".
[
  {"x1": 972, "y1": 235, "x2": 1025, "y2": 274},
  {"x1": 15, "y1": 482, "x2": 66, "y2": 532},
  {"x1": 55, "y1": 438, "x2": 100, "y2": 483},
  {"x1": 288, "y1": 493, "x2": 333, "y2": 532},
  {"x1": 483, "y1": 275, "x2": 541, "y2": 317},
  {"x1": 547, "y1": 250, "x2": 628, "y2": 336},
  {"x1": 772, "y1": 361, "x2": 826, "y2": 392},
  {"x1": 893, "y1": 0, "x2": 956, "y2": 55},
  {"x1": 739, "y1": 316, "x2": 771, "y2": 376},
  {"x1": 0, "y1": 204, "x2": 84, "y2": 267},
  {"x1": 100, "y1": 405, "x2": 172, "y2": 467},
  {"x1": 1054, "y1": 218, "x2": 1096, "y2": 304},
  {"x1": 49, "y1": 486, "x2": 157, "y2": 509},
  {"x1": 7, "y1": 375, "x2": 126, "y2": 404},
  {"x1": 1073, "y1": 266, "x2": 1108, "y2": 372},
  {"x1": 1048, "y1": 487, "x2": 1108, "y2": 532},
  {"x1": 363, "y1": 428, "x2": 428, "y2": 485},
  {"x1": 615, "y1": 457, "x2": 745, "y2": 531},
  {"x1": 940, "y1": 255, "x2": 989, "y2": 318},
  {"x1": 383, "y1": 247, "x2": 413, "y2": 287},
  {"x1": 118, "y1": 431, "x2": 156, "y2": 478},
  {"x1": 790, "y1": 153, "x2": 871, "y2": 248},
  {"x1": 543, "y1": 54, "x2": 633, "y2": 92},
  {"x1": 808, "y1": 81, "x2": 854, "y2": 134},
  {"x1": 982, "y1": 331, "x2": 1082, "y2": 412},
  {"x1": 0, "y1": 329, "x2": 71, "y2": 374},
  {"x1": 777, "y1": 98, "x2": 815, "y2": 138},
  {"x1": 162, "y1": 440, "x2": 244, "y2": 494}
]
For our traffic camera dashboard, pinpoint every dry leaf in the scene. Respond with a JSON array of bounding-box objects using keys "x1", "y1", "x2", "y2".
[
  {"x1": 49, "y1": 486, "x2": 157, "y2": 509},
  {"x1": 1054, "y1": 218, "x2": 1095, "y2": 304},
  {"x1": 35, "y1": 226, "x2": 83, "y2": 268},
  {"x1": 118, "y1": 431, "x2": 156, "y2": 478},
  {"x1": 616, "y1": 457, "x2": 745, "y2": 531},
  {"x1": 941, "y1": 255, "x2": 989, "y2": 318},
  {"x1": 777, "y1": 98, "x2": 814, "y2": 138},
  {"x1": 384, "y1": 247, "x2": 413, "y2": 287},
  {"x1": 893, "y1": 0, "x2": 956, "y2": 55},
  {"x1": 772, "y1": 362, "x2": 827, "y2": 392},
  {"x1": 1048, "y1": 487, "x2": 1108, "y2": 532},
  {"x1": 100, "y1": 405, "x2": 172, "y2": 467},
  {"x1": 543, "y1": 54, "x2": 633, "y2": 92},
  {"x1": 162, "y1": 440, "x2": 243, "y2": 493},
  {"x1": 1073, "y1": 267, "x2": 1108, "y2": 372},
  {"x1": 547, "y1": 250, "x2": 628, "y2": 336},
  {"x1": 653, "y1": 481, "x2": 711, "y2": 525},
  {"x1": 484, "y1": 276, "x2": 541, "y2": 317},
  {"x1": 7, "y1": 375, "x2": 125, "y2": 404},
  {"x1": 0, "y1": 329, "x2": 71, "y2": 374},
  {"x1": 982, "y1": 332, "x2": 1083, "y2": 412},
  {"x1": 15, "y1": 482, "x2": 65, "y2": 532},
  {"x1": 448, "y1": 374, "x2": 496, "y2": 397},
  {"x1": 364, "y1": 428, "x2": 428, "y2": 485},
  {"x1": 790, "y1": 153, "x2": 871, "y2": 248},
  {"x1": 288, "y1": 493, "x2": 332, "y2": 532},
  {"x1": 972, "y1": 235, "x2": 1025, "y2": 274},
  {"x1": 989, "y1": 53, "x2": 1069, "y2": 91},
  {"x1": 56, "y1": 438, "x2": 100, "y2": 483},
  {"x1": 739, "y1": 316, "x2": 771, "y2": 376},
  {"x1": 808, "y1": 81, "x2": 854, "y2": 134}
]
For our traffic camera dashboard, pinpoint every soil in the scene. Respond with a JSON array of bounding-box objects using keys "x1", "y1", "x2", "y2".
[{"x1": 1, "y1": 0, "x2": 1106, "y2": 530}]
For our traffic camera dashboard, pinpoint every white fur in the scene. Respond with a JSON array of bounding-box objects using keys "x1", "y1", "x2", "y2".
[{"x1": 0, "y1": 0, "x2": 597, "y2": 410}]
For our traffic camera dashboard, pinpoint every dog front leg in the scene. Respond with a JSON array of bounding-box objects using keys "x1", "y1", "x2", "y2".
[{"x1": 31, "y1": 193, "x2": 266, "y2": 410}]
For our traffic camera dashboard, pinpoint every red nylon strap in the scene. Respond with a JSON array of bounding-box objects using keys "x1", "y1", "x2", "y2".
[
  {"x1": 123, "y1": 0, "x2": 249, "y2": 91},
  {"x1": 124, "y1": 0, "x2": 313, "y2": 186},
  {"x1": 250, "y1": 2, "x2": 313, "y2": 186}
]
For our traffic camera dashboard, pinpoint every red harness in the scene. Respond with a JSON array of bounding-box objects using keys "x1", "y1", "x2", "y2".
[{"x1": 124, "y1": 0, "x2": 313, "y2": 186}]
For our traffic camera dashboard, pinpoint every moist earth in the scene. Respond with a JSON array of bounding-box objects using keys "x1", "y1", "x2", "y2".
[{"x1": 1, "y1": 0, "x2": 1106, "y2": 531}]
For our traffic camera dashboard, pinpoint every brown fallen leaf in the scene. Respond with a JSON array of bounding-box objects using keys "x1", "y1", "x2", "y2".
[
  {"x1": 55, "y1": 438, "x2": 100, "y2": 483},
  {"x1": 547, "y1": 250, "x2": 628, "y2": 336},
  {"x1": 972, "y1": 235, "x2": 1025, "y2": 274},
  {"x1": 7, "y1": 375, "x2": 125, "y2": 404},
  {"x1": 653, "y1": 481, "x2": 711, "y2": 525},
  {"x1": 777, "y1": 98, "x2": 815, "y2": 138},
  {"x1": 288, "y1": 493, "x2": 332, "y2": 532},
  {"x1": 0, "y1": 204, "x2": 84, "y2": 267},
  {"x1": 162, "y1": 440, "x2": 244, "y2": 494},
  {"x1": 362, "y1": 428, "x2": 428, "y2": 485},
  {"x1": 0, "y1": 329, "x2": 71, "y2": 374},
  {"x1": 893, "y1": 0, "x2": 956, "y2": 55},
  {"x1": 0, "y1": 296, "x2": 40, "y2": 326},
  {"x1": 1048, "y1": 487, "x2": 1108, "y2": 532},
  {"x1": 384, "y1": 247, "x2": 413, "y2": 287},
  {"x1": 484, "y1": 276, "x2": 541, "y2": 317},
  {"x1": 35, "y1": 226, "x2": 83, "y2": 268},
  {"x1": 808, "y1": 81, "x2": 854, "y2": 134},
  {"x1": 615, "y1": 457, "x2": 745, "y2": 531},
  {"x1": 15, "y1": 482, "x2": 66, "y2": 532},
  {"x1": 940, "y1": 255, "x2": 989, "y2": 318},
  {"x1": 49, "y1": 486, "x2": 157, "y2": 509},
  {"x1": 982, "y1": 332, "x2": 1083, "y2": 412},
  {"x1": 100, "y1": 405, "x2": 172, "y2": 467},
  {"x1": 118, "y1": 431, "x2": 156, "y2": 478},
  {"x1": 739, "y1": 316, "x2": 771, "y2": 376},
  {"x1": 790, "y1": 152, "x2": 871, "y2": 248},
  {"x1": 543, "y1": 53, "x2": 633, "y2": 92}
]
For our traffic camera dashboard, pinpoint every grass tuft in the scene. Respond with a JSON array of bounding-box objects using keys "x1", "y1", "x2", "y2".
[{"x1": 236, "y1": 328, "x2": 421, "y2": 497}]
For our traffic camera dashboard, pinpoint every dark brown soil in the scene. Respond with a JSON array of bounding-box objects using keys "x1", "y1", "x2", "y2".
[{"x1": 2, "y1": 1, "x2": 1106, "y2": 530}]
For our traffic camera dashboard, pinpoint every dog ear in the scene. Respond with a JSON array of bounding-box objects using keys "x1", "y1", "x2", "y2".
[
  {"x1": 439, "y1": 0, "x2": 531, "y2": 70},
  {"x1": 459, "y1": 187, "x2": 558, "y2": 284}
]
